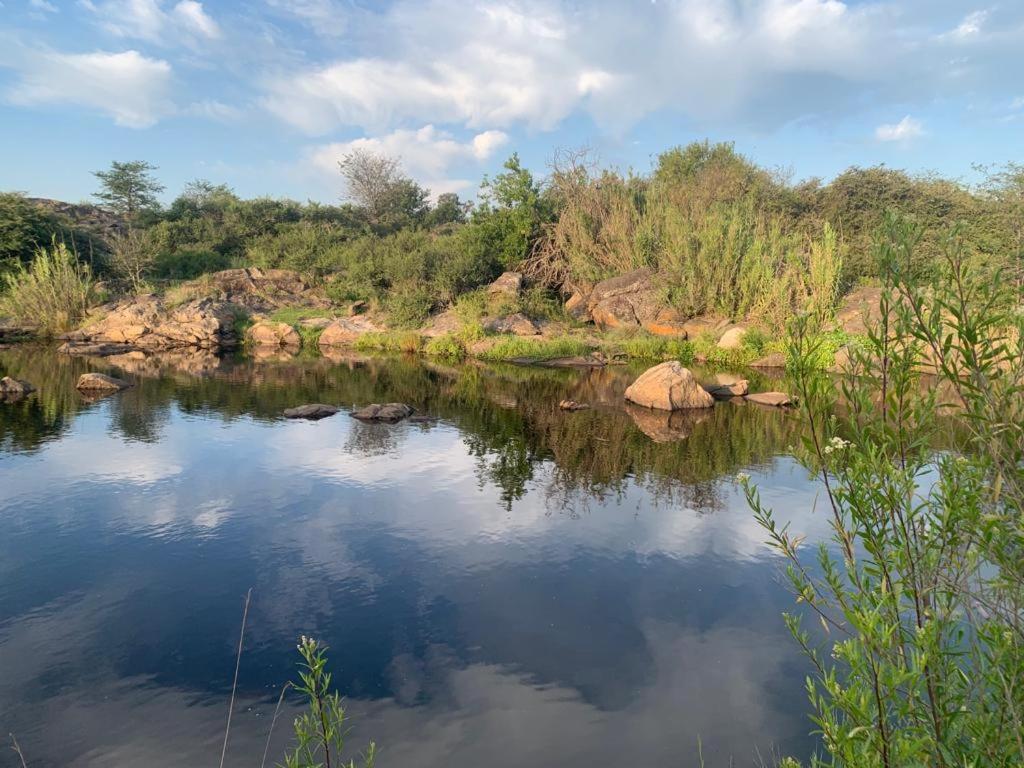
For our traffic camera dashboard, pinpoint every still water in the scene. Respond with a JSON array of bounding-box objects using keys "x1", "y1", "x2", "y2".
[{"x1": 0, "y1": 347, "x2": 830, "y2": 767}]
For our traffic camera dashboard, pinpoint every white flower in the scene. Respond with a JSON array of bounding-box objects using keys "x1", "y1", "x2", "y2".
[{"x1": 736, "y1": 472, "x2": 751, "y2": 483}]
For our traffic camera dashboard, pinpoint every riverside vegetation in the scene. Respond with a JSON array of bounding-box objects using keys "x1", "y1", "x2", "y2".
[
  {"x1": 1, "y1": 144, "x2": 1022, "y2": 368},
  {"x1": 2, "y1": 144, "x2": 1023, "y2": 766}
]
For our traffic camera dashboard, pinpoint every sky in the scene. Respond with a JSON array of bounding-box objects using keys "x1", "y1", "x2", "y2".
[{"x1": 0, "y1": 0, "x2": 1022, "y2": 205}]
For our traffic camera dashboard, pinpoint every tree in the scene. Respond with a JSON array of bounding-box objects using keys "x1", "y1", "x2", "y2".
[
  {"x1": 337, "y1": 149, "x2": 428, "y2": 229},
  {"x1": 107, "y1": 228, "x2": 155, "y2": 292},
  {"x1": 427, "y1": 192, "x2": 470, "y2": 227},
  {"x1": 93, "y1": 161, "x2": 165, "y2": 218}
]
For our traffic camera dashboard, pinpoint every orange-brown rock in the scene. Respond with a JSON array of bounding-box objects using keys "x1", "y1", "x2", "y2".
[
  {"x1": 624, "y1": 361, "x2": 714, "y2": 410},
  {"x1": 247, "y1": 321, "x2": 300, "y2": 347},
  {"x1": 318, "y1": 317, "x2": 381, "y2": 347},
  {"x1": 746, "y1": 391, "x2": 794, "y2": 407}
]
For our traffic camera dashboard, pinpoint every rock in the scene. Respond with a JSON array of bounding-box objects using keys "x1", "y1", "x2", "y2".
[
  {"x1": 704, "y1": 379, "x2": 749, "y2": 399},
  {"x1": 0, "y1": 376, "x2": 35, "y2": 397},
  {"x1": 283, "y1": 404, "x2": 340, "y2": 420},
  {"x1": 421, "y1": 309, "x2": 461, "y2": 338},
  {"x1": 58, "y1": 341, "x2": 136, "y2": 357},
  {"x1": 348, "y1": 300, "x2": 368, "y2": 316},
  {"x1": 750, "y1": 352, "x2": 787, "y2": 369},
  {"x1": 318, "y1": 316, "x2": 381, "y2": 347},
  {"x1": 746, "y1": 391, "x2": 794, "y2": 407},
  {"x1": 564, "y1": 290, "x2": 590, "y2": 321},
  {"x1": 624, "y1": 361, "x2": 714, "y2": 410},
  {"x1": 247, "y1": 320, "x2": 301, "y2": 347},
  {"x1": 487, "y1": 271, "x2": 523, "y2": 297},
  {"x1": 351, "y1": 403, "x2": 415, "y2": 422},
  {"x1": 626, "y1": 404, "x2": 711, "y2": 443},
  {"x1": 298, "y1": 317, "x2": 333, "y2": 330},
  {"x1": 587, "y1": 269, "x2": 656, "y2": 329},
  {"x1": 204, "y1": 267, "x2": 327, "y2": 313},
  {"x1": 484, "y1": 313, "x2": 540, "y2": 336},
  {"x1": 559, "y1": 399, "x2": 590, "y2": 411},
  {"x1": 76, "y1": 372, "x2": 132, "y2": 391},
  {"x1": 681, "y1": 316, "x2": 732, "y2": 339},
  {"x1": 66, "y1": 295, "x2": 240, "y2": 351},
  {"x1": 717, "y1": 326, "x2": 747, "y2": 350},
  {"x1": 642, "y1": 307, "x2": 689, "y2": 337}
]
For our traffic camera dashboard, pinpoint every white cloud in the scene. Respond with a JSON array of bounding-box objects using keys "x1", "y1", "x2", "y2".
[
  {"x1": 85, "y1": 0, "x2": 220, "y2": 44},
  {"x1": 308, "y1": 125, "x2": 509, "y2": 197},
  {"x1": 875, "y1": 115, "x2": 925, "y2": 143},
  {"x1": 4, "y1": 48, "x2": 174, "y2": 128},
  {"x1": 942, "y1": 9, "x2": 988, "y2": 42},
  {"x1": 259, "y1": 0, "x2": 1024, "y2": 140},
  {"x1": 29, "y1": 0, "x2": 58, "y2": 12},
  {"x1": 184, "y1": 98, "x2": 242, "y2": 121}
]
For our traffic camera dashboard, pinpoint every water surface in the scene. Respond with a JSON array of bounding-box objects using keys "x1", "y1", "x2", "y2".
[{"x1": 0, "y1": 347, "x2": 829, "y2": 767}]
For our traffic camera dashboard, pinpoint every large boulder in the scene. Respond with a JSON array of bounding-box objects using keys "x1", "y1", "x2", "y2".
[
  {"x1": 76, "y1": 373, "x2": 132, "y2": 391},
  {"x1": 484, "y1": 313, "x2": 540, "y2": 336},
  {"x1": 642, "y1": 308, "x2": 689, "y2": 338},
  {"x1": 247, "y1": 320, "x2": 300, "y2": 347},
  {"x1": 351, "y1": 403, "x2": 415, "y2": 422},
  {"x1": 0, "y1": 376, "x2": 35, "y2": 398},
  {"x1": 318, "y1": 317, "x2": 381, "y2": 347},
  {"x1": 832, "y1": 286, "x2": 884, "y2": 336},
  {"x1": 204, "y1": 267, "x2": 327, "y2": 313},
  {"x1": 624, "y1": 361, "x2": 714, "y2": 410},
  {"x1": 66, "y1": 296, "x2": 239, "y2": 351},
  {"x1": 587, "y1": 269, "x2": 659, "y2": 329},
  {"x1": 487, "y1": 271, "x2": 523, "y2": 297}
]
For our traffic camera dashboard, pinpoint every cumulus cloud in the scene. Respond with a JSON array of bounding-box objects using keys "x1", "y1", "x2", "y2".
[
  {"x1": 875, "y1": 115, "x2": 925, "y2": 143},
  {"x1": 308, "y1": 125, "x2": 509, "y2": 196},
  {"x1": 3, "y1": 47, "x2": 174, "y2": 128},
  {"x1": 259, "y1": 0, "x2": 1024, "y2": 139},
  {"x1": 85, "y1": 0, "x2": 221, "y2": 44}
]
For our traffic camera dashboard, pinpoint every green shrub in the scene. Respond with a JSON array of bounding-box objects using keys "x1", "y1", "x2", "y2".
[
  {"x1": 424, "y1": 333, "x2": 466, "y2": 360},
  {"x1": 153, "y1": 247, "x2": 234, "y2": 280},
  {"x1": 383, "y1": 283, "x2": 435, "y2": 328},
  {"x1": 351, "y1": 331, "x2": 423, "y2": 353},
  {"x1": 475, "y1": 335, "x2": 593, "y2": 362},
  {"x1": 0, "y1": 241, "x2": 95, "y2": 333}
]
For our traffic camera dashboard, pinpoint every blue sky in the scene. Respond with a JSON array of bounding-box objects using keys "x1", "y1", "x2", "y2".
[{"x1": 1, "y1": 0, "x2": 1022, "y2": 205}]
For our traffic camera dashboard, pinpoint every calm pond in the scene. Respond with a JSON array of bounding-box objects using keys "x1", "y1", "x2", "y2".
[{"x1": 0, "y1": 346, "x2": 831, "y2": 767}]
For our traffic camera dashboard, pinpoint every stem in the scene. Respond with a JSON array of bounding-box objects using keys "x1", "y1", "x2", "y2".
[{"x1": 219, "y1": 588, "x2": 252, "y2": 768}]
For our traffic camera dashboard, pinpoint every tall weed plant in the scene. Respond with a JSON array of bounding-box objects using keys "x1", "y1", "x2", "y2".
[
  {"x1": 745, "y1": 215, "x2": 1024, "y2": 767},
  {"x1": 0, "y1": 240, "x2": 95, "y2": 333}
]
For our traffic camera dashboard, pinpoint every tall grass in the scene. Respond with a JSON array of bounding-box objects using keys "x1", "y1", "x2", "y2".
[{"x1": 0, "y1": 241, "x2": 95, "y2": 334}]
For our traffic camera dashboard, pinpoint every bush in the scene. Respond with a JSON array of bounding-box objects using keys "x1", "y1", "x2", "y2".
[
  {"x1": 351, "y1": 331, "x2": 423, "y2": 353},
  {"x1": 475, "y1": 335, "x2": 593, "y2": 362},
  {"x1": 153, "y1": 247, "x2": 234, "y2": 280},
  {"x1": 0, "y1": 241, "x2": 96, "y2": 333},
  {"x1": 747, "y1": 218, "x2": 1024, "y2": 767},
  {"x1": 424, "y1": 333, "x2": 466, "y2": 360}
]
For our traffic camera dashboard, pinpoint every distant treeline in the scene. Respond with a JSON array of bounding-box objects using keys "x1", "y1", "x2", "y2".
[{"x1": 1, "y1": 143, "x2": 1021, "y2": 329}]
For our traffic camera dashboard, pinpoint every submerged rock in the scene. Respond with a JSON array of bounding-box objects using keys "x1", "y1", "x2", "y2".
[
  {"x1": 0, "y1": 376, "x2": 35, "y2": 398},
  {"x1": 76, "y1": 373, "x2": 132, "y2": 391},
  {"x1": 624, "y1": 361, "x2": 714, "y2": 410},
  {"x1": 559, "y1": 399, "x2": 590, "y2": 411},
  {"x1": 283, "y1": 404, "x2": 340, "y2": 420},
  {"x1": 745, "y1": 391, "x2": 794, "y2": 407},
  {"x1": 351, "y1": 403, "x2": 415, "y2": 422},
  {"x1": 58, "y1": 341, "x2": 136, "y2": 357}
]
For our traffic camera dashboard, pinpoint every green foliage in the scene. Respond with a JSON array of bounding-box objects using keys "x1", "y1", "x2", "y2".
[
  {"x1": 599, "y1": 331, "x2": 695, "y2": 363},
  {"x1": 93, "y1": 160, "x2": 165, "y2": 218},
  {"x1": 0, "y1": 193, "x2": 64, "y2": 270},
  {"x1": 0, "y1": 241, "x2": 96, "y2": 333},
  {"x1": 475, "y1": 335, "x2": 592, "y2": 362},
  {"x1": 471, "y1": 154, "x2": 554, "y2": 270},
  {"x1": 153, "y1": 247, "x2": 235, "y2": 280},
  {"x1": 423, "y1": 333, "x2": 466, "y2": 360},
  {"x1": 351, "y1": 331, "x2": 423, "y2": 353},
  {"x1": 747, "y1": 217, "x2": 1024, "y2": 767},
  {"x1": 283, "y1": 636, "x2": 376, "y2": 768}
]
